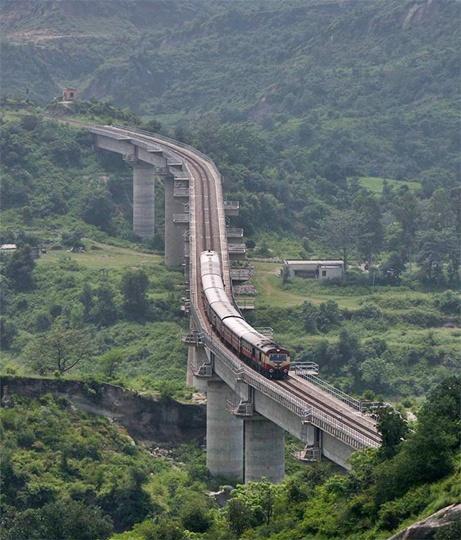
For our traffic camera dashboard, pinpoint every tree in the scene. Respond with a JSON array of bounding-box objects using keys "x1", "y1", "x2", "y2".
[
  {"x1": 353, "y1": 192, "x2": 383, "y2": 264},
  {"x1": 121, "y1": 269, "x2": 149, "y2": 319},
  {"x1": 227, "y1": 498, "x2": 253, "y2": 536},
  {"x1": 3, "y1": 499, "x2": 113, "y2": 540},
  {"x1": 0, "y1": 317, "x2": 17, "y2": 349},
  {"x1": 376, "y1": 406, "x2": 408, "y2": 459},
  {"x1": 301, "y1": 301, "x2": 319, "y2": 332},
  {"x1": 80, "y1": 187, "x2": 114, "y2": 232},
  {"x1": 4, "y1": 245, "x2": 35, "y2": 290},
  {"x1": 317, "y1": 300, "x2": 341, "y2": 332},
  {"x1": 92, "y1": 283, "x2": 117, "y2": 326},
  {"x1": 416, "y1": 229, "x2": 453, "y2": 285},
  {"x1": 380, "y1": 252, "x2": 406, "y2": 284},
  {"x1": 100, "y1": 348, "x2": 124, "y2": 379},
  {"x1": 181, "y1": 502, "x2": 211, "y2": 533},
  {"x1": 79, "y1": 283, "x2": 93, "y2": 321},
  {"x1": 321, "y1": 209, "x2": 356, "y2": 269},
  {"x1": 26, "y1": 319, "x2": 93, "y2": 375},
  {"x1": 61, "y1": 229, "x2": 85, "y2": 250},
  {"x1": 391, "y1": 189, "x2": 419, "y2": 260}
]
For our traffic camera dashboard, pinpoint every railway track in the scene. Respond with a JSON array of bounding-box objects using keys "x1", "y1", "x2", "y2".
[
  {"x1": 278, "y1": 378, "x2": 381, "y2": 444},
  {"x1": 88, "y1": 124, "x2": 381, "y2": 449}
]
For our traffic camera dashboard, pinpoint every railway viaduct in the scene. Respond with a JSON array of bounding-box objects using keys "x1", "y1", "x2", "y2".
[{"x1": 89, "y1": 125, "x2": 381, "y2": 483}]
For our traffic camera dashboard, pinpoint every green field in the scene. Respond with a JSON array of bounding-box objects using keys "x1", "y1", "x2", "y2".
[
  {"x1": 248, "y1": 259, "x2": 460, "y2": 402},
  {"x1": 358, "y1": 176, "x2": 421, "y2": 194},
  {"x1": 38, "y1": 240, "x2": 162, "y2": 270}
]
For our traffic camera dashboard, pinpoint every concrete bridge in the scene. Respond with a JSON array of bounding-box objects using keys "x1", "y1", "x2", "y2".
[{"x1": 89, "y1": 125, "x2": 381, "y2": 483}]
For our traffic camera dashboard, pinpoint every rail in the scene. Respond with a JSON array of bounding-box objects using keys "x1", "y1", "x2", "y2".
[
  {"x1": 198, "y1": 322, "x2": 376, "y2": 448},
  {"x1": 297, "y1": 373, "x2": 362, "y2": 411},
  {"x1": 91, "y1": 125, "x2": 381, "y2": 450}
]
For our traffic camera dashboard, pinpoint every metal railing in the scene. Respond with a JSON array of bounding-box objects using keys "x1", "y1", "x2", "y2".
[
  {"x1": 173, "y1": 185, "x2": 189, "y2": 197},
  {"x1": 228, "y1": 244, "x2": 246, "y2": 254},
  {"x1": 173, "y1": 213, "x2": 189, "y2": 223},
  {"x1": 236, "y1": 298, "x2": 255, "y2": 310},
  {"x1": 290, "y1": 362, "x2": 319, "y2": 375},
  {"x1": 224, "y1": 200, "x2": 240, "y2": 210},
  {"x1": 226, "y1": 227, "x2": 244, "y2": 238},
  {"x1": 93, "y1": 126, "x2": 380, "y2": 451},
  {"x1": 297, "y1": 373, "x2": 362, "y2": 411},
  {"x1": 230, "y1": 268, "x2": 253, "y2": 281},
  {"x1": 226, "y1": 399, "x2": 254, "y2": 417},
  {"x1": 254, "y1": 327, "x2": 274, "y2": 338}
]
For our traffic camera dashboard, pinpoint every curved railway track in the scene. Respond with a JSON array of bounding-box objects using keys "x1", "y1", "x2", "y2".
[{"x1": 88, "y1": 124, "x2": 381, "y2": 449}]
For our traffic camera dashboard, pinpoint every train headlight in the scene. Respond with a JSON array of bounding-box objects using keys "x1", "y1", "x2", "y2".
[{"x1": 269, "y1": 369, "x2": 274, "y2": 373}]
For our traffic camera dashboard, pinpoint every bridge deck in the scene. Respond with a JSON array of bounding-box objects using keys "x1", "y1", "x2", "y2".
[{"x1": 87, "y1": 124, "x2": 380, "y2": 451}]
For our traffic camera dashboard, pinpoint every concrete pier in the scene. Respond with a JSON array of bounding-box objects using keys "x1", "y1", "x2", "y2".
[
  {"x1": 164, "y1": 177, "x2": 187, "y2": 268},
  {"x1": 133, "y1": 163, "x2": 155, "y2": 238},
  {"x1": 244, "y1": 416, "x2": 285, "y2": 483},
  {"x1": 206, "y1": 380, "x2": 244, "y2": 481}
]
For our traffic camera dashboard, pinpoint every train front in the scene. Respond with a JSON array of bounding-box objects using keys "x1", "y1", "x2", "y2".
[{"x1": 265, "y1": 346, "x2": 291, "y2": 379}]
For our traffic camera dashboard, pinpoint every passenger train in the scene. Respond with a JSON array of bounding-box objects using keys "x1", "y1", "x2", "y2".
[{"x1": 200, "y1": 250, "x2": 291, "y2": 379}]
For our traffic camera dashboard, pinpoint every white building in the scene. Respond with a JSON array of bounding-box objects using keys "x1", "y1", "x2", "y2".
[{"x1": 283, "y1": 259, "x2": 344, "y2": 281}]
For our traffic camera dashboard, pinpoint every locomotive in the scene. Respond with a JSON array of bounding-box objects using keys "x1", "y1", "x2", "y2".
[{"x1": 200, "y1": 250, "x2": 290, "y2": 379}]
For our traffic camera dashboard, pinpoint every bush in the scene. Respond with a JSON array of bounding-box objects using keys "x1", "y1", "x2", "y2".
[
  {"x1": 34, "y1": 311, "x2": 52, "y2": 332},
  {"x1": 434, "y1": 291, "x2": 461, "y2": 315}
]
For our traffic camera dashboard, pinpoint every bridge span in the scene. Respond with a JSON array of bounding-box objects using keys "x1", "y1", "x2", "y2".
[{"x1": 89, "y1": 125, "x2": 381, "y2": 483}]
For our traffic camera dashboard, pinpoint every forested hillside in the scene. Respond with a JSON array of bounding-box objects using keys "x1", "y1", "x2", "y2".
[
  {"x1": 1, "y1": 1, "x2": 460, "y2": 538},
  {"x1": 1, "y1": 0, "x2": 459, "y2": 180}
]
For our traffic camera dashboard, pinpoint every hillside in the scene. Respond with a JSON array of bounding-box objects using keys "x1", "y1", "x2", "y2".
[{"x1": 1, "y1": 0, "x2": 459, "y2": 182}]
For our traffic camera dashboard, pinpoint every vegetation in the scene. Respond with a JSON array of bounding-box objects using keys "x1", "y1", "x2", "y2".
[
  {"x1": 0, "y1": 395, "x2": 210, "y2": 539},
  {"x1": 1, "y1": 378, "x2": 459, "y2": 539},
  {"x1": 1, "y1": 1, "x2": 460, "y2": 537}
]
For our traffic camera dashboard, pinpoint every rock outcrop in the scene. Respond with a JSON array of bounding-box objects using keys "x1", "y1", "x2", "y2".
[
  {"x1": 0, "y1": 375, "x2": 205, "y2": 446},
  {"x1": 388, "y1": 504, "x2": 461, "y2": 540}
]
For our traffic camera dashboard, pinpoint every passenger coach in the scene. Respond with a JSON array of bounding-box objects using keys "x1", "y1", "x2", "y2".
[{"x1": 200, "y1": 250, "x2": 290, "y2": 379}]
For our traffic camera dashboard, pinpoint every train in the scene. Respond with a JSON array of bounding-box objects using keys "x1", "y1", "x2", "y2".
[{"x1": 200, "y1": 250, "x2": 291, "y2": 379}]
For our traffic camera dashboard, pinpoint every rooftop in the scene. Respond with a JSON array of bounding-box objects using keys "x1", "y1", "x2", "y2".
[{"x1": 284, "y1": 259, "x2": 344, "y2": 266}]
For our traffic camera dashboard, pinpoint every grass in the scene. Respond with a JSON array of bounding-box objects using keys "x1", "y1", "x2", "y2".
[
  {"x1": 38, "y1": 240, "x2": 162, "y2": 270},
  {"x1": 358, "y1": 176, "x2": 421, "y2": 194},
  {"x1": 253, "y1": 261, "x2": 363, "y2": 309}
]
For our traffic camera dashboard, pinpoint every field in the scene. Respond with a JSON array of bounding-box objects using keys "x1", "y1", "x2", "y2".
[
  {"x1": 248, "y1": 258, "x2": 461, "y2": 403},
  {"x1": 38, "y1": 241, "x2": 163, "y2": 270},
  {"x1": 2, "y1": 240, "x2": 190, "y2": 399},
  {"x1": 358, "y1": 176, "x2": 421, "y2": 194}
]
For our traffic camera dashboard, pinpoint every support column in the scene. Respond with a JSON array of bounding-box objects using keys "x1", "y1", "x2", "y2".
[
  {"x1": 245, "y1": 416, "x2": 285, "y2": 483},
  {"x1": 206, "y1": 380, "x2": 244, "y2": 481},
  {"x1": 164, "y1": 177, "x2": 187, "y2": 268},
  {"x1": 133, "y1": 162, "x2": 155, "y2": 238}
]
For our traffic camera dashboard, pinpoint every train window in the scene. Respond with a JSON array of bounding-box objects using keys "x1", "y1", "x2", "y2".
[{"x1": 270, "y1": 353, "x2": 286, "y2": 363}]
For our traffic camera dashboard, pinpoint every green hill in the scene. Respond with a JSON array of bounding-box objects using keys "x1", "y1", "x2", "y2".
[{"x1": 1, "y1": 0, "x2": 459, "y2": 181}]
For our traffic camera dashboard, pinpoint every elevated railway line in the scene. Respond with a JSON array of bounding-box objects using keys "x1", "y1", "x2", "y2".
[{"x1": 87, "y1": 124, "x2": 381, "y2": 481}]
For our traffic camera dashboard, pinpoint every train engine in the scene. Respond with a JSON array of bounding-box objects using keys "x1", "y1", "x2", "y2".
[{"x1": 200, "y1": 250, "x2": 290, "y2": 379}]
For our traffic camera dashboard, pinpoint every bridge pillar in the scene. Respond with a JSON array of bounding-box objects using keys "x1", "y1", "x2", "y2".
[
  {"x1": 133, "y1": 162, "x2": 155, "y2": 238},
  {"x1": 164, "y1": 177, "x2": 187, "y2": 268},
  {"x1": 244, "y1": 416, "x2": 285, "y2": 483},
  {"x1": 206, "y1": 379, "x2": 244, "y2": 481}
]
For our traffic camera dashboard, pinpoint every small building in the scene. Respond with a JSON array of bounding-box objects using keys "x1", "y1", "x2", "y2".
[
  {"x1": 0, "y1": 244, "x2": 40, "y2": 259},
  {"x1": 0, "y1": 243, "x2": 17, "y2": 254},
  {"x1": 282, "y1": 259, "x2": 344, "y2": 281},
  {"x1": 62, "y1": 87, "x2": 77, "y2": 101}
]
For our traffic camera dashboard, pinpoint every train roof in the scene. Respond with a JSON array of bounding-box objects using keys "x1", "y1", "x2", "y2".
[
  {"x1": 204, "y1": 287, "x2": 231, "y2": 305},
  {"x1": 202, "y1": 273, "x2": 225, "y2": 292},
  {"x1": 211, "y1": 301, "x2": 243, "y2": 321},
  {"x1": 200, "y1": 250, "x2": 222, "y2": 277}
]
